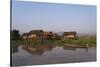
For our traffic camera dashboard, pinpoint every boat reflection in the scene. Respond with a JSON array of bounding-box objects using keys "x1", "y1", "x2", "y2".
[{"x1": 63, "y1": 46, "x2": 77, "y2": 51}]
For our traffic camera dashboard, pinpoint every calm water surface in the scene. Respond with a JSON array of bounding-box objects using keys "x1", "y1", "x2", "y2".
[{"x1": 12, "y1": 45, "x2": 96, "y2": 66}]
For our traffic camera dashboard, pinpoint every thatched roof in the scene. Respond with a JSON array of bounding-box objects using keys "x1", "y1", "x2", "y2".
[
  {"x1": 28, "y1": 30, "x2": 43, "y2": 35},
  {"x1": 43, "y1": 32, "x2": 52, "y2": 35},
  {"x1": 53, "y1": 33, "x2": 59, "y2": 36},
  {"x1": 63, "y1": 32, "x2": 77, "y2": 36},
  {"x1": 22, "y1": 33, "x2": 28, "y2": 36}
]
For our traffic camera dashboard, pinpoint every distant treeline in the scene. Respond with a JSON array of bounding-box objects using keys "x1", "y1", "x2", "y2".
[{"x1": 11, "y1": 29, "x2": 21, "y2": 40}]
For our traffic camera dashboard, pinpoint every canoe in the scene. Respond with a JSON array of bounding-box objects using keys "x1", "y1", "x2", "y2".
[{"x1": 64, "y1": 45, "x2": 87, "y2": 48}]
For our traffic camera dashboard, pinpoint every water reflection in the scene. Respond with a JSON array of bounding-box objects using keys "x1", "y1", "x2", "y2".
[
  {"x1": 21, "y1": 45, "x2": 90, "y2": 55},
  {"x1": 63, "y1": 46, "x2": 77, "y2": 51},
  {"x1": 13, "y1": 44, "x2": 91, "y2": 55},
  {"x1": 22, "y1": 45, "x2": 55, "y2": 55},
  {"x1": 12, "y1": 45, "x2": 96, "y2": 66},
  {"x1": 85, "y1": 47, "x2": 89, "y2": 52},
  {"x1": 12, "y1": 47, "x2": 18, "y2": 53},
  {"x1": 63, "y1": 46, "x2": 89, "y2": 52}
]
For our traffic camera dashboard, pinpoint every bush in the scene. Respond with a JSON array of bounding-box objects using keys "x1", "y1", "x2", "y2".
[{"x1": 66, "y1": 37, "x2": 96, "y2": 46}]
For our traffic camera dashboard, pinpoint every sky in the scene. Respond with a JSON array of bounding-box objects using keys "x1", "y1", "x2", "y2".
[{"x1": 12, "y1": 1, "x2": 96, "y2": 35}]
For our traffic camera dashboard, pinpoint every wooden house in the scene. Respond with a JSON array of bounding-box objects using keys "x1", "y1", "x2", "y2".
[
  {"x1": 52, "y1": 33, "x2": 61, "y2": 40},
  {"x1": 62, "y1": 32, "x2": 77, "y2": 40},
  {"x1": 43, "y1": 32, "x2": 53, "y2": 40},
  {"x1": 22, "y1": 33, "x2": 28, "y2": 40},
  {"x1": 28, "y1": 30, "x2": 44, "y2": 40}
]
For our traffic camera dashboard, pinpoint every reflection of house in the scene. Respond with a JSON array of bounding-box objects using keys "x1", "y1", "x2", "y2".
[
  {"x1": 23, "y1": 45, "x2": 54, "y2": 55},
  {"x1": 62, "y1": 32, "x2": 77, "y2": 40}
]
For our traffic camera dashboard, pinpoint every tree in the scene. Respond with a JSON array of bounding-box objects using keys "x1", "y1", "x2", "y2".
[{"x1": 11, "y1": 30, "x2": 21, "y2": 40}]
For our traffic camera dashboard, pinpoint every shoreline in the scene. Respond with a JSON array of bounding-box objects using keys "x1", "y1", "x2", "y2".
[{"x1": 22, "y1": 44, "x2": 96, "y2": 49}]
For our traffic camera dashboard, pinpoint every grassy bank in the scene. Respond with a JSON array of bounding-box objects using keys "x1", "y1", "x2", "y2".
[
  {"x1": 66, "y1": 37, "x2": 96, "y2": 47},
  {"x1": 11, "y1": 40, "x2": 25, "y2": 52},
  {"x1": 11, "y1": 36, "x2": 96, "y2": 52}
]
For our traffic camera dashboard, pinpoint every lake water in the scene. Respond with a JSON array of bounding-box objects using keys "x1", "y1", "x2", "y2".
[{"x1": 12, "y1": 45, "x2": 96, "y2": 66}]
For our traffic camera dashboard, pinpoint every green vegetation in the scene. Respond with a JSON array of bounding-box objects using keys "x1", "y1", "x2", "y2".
[
  {"x1": 11, "y1": 36, "x2": 96, "y2": 53},
  {"x1": 11, "y1": 29, "x2": 23, "y2": 53},
  {"x1": 11, "y1": 30, "x2": 21, "y2": 40},
  {"x1": 11, "y1": 29, "x2": 96, "y2": 53},
  {"x1": 12, "y1": 40, "x2": 24, "y2": 53},
  {"x1": 27, "y1": 39, "x2": 67, "y2": 46},
  {"x1": 66, "y1": 37, "x2": 96, "y2": 47}
]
